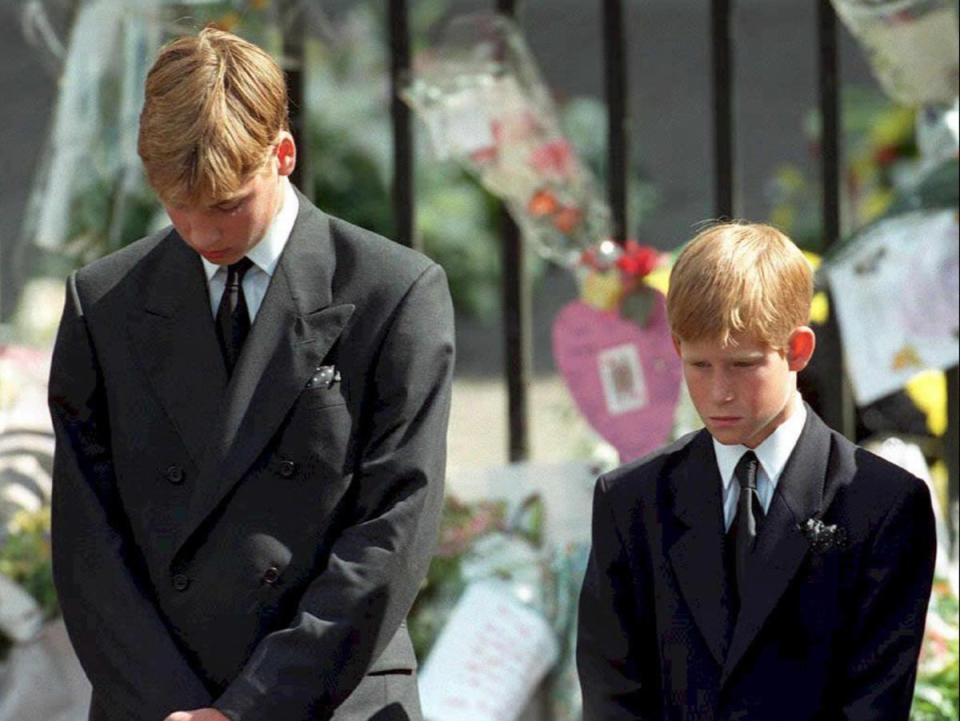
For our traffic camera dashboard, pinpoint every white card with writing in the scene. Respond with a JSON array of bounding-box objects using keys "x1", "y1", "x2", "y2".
[
  {"x1": 419, "y1": 580, "x2": 559, "y2": 721},
  {"x1": 826, "y1": 209, "x2": 959, "y2": 405}
]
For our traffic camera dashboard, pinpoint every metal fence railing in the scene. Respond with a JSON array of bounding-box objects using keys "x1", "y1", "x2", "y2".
[{"x1": 286, "y1": 0, "x2": 958, "y2": 549}]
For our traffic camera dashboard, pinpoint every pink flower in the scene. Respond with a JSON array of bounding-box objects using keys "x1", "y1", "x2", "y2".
[{"x1": 530, "y1": 139, "x2": 574, "y2": 177}]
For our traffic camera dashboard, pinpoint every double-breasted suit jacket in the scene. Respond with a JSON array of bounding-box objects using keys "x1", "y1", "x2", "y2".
[
  {"x1": 48, "y1": 190, "x2": 454, "y2": 721},
  {"x1": 577, "y1": 407, "x2": 936, "y2": 721}
]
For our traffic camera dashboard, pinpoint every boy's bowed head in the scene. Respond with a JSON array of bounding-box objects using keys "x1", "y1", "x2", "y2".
[
  {"x1": 138, "y1": 27, "x2": 296, "y2": 268},
  {"x1": 667, "y1": 222, "x2": 817, "y2": 449}
]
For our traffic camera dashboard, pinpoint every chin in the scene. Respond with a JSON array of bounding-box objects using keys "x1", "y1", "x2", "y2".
[{"x1": 707, "y1": 426, "x2": 747, "y2": 446}]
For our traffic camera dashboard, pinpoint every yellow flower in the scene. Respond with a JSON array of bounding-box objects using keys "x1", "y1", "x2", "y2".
[
  {"x1": 643, "y1": 266, "x2": 670, "y2": 297},
  {"x1": 581, "y1": 270, "x2": 624, "y2": 311},
  {"x1": 770, "y1": 206, "x2": 795, "y2": 232},
  {"x1": 859, "y1": 189, "x2": 894, "y2": 225},
  {"x1": 809, "y1": 292, "x2": 829, "y2": 325},
  {"x1": 867, "y1": 107, "x2": 914, "y2": 148},
  {"x1": 214, "y1": 12, "x2": 240, "y2": 31},
  {"x1": 906, "y1": 370, "x2": 947, "y2": 437}
]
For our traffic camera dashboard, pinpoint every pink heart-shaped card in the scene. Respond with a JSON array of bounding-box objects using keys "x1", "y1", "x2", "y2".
[{"x1": 552, "y1": 293, "x2": 682, "y2": 462}]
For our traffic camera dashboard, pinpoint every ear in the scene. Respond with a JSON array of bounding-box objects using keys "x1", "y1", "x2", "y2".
[
  {"x1": 275, "y1": 131, "x2": 297, "y2": 178},
  {"x1": 786, "y1": 326, "x2": 816, "y2": 372}
]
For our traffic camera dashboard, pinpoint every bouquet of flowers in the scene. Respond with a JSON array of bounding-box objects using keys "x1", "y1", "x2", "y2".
[
  {"x1": 912, "y1": 573, "x2": 959, "y2": 720},
  {"x1": 403, "y1": 11, "x2": 611, "y2": 266}
]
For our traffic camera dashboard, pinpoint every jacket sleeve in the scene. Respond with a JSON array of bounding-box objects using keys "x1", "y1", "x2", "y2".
[
  {"x1": 213, "y1": 263, "x2": 454, "y2": 721},
  {"x1": 837, "y1": 477, "x2": 937, "y2": 720},
  {"x1": 49, "y1": 272, "x2": 214, "y2": 719},
  {"x1": 576, "y1": 476, "x2": 658, "y2": 721}
]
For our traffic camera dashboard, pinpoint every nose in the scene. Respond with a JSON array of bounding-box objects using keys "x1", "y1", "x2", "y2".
[
  {"x1": 189, "y1": 217, "x2": 222, "y2": 246},
  {"x1": 710, "y1": 370, "x2": 735, "y2": 404}
]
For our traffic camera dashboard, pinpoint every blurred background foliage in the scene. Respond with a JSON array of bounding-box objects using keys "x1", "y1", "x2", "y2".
[
  {"x1": 22, "y1": 0, "x2": 657, "y2": 324},
  {"x1": 765, "y1": 85, "x2": 919, "y2": 253}
]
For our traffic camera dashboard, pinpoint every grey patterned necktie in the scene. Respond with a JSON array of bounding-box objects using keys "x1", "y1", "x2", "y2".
[{"x1": 215, "y1": 257, "x2": 254, "y2": 376}]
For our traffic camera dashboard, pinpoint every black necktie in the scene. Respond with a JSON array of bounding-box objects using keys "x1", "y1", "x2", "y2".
[
  {"x1": 728, "y1": 451, "x2": 764, "y2": 611},
  {"x1": 215, "y1": 257, "x2": 253, "y2": 376}
]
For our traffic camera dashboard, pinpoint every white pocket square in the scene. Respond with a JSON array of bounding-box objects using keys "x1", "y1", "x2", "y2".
[{"x1": 307, "y1": 365, "x2": 341, "y2": 389}]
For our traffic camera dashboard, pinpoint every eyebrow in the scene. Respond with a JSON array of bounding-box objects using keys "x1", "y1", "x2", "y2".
[{"x1": 212, "y1": 193, "x2": 249, "y2": 209}]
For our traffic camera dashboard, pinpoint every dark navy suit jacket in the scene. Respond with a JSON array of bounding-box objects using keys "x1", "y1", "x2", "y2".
[
  {"x1": 577, "y1": 407, "x2": 936, "y2": 720},
  {"x1": 49, "y1": 191, "x2": 454, "y2": 721}
]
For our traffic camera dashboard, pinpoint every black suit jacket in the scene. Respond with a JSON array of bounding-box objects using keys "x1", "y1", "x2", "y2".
[
  {"x1": 577, "y1": 407, "x2": 936, "y2": 721},
  {"x1": 48, "y1": 190, "x2": 454, "y2": 721}
]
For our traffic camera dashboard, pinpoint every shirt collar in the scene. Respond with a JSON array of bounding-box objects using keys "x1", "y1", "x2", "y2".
[
  {"x1": 713, "y1": 393, "x2": 807, "y2": 493},
  {"x1": 201, "y1": 177, "x2": 299, "y2": 281}
]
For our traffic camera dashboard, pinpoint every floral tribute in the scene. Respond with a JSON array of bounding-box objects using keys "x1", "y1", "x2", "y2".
[{"x1": 402, "y1": 11, "x2": 611, "y2": 266}]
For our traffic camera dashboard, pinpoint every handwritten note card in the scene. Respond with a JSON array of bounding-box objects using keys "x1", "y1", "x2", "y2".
[
  {"x1": 419, "y1": 580, "x2": 559, "y2": 721},
  {"x1": 826, "y1": 209, "x2": 959, "y2": 405}
]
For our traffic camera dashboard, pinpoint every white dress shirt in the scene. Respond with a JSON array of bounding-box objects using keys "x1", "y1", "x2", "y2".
[
  {"x1": 201, "y1": 177, "x2": 299, "y2": 322},
  {"x1": 713, "y1": 395, "x2": 807, "y2": 532}
]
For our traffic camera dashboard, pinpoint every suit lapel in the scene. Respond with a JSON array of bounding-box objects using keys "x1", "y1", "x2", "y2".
[
  {"x1": 720, "y1": 406, "x2": 833, "y2": 685},
  {"x1": 667, "y1": 430, "x2": 732, "y2": 668},
  {"x1": 128, "y1": 234, "x2": 228, "y2": 467},
  {"x1": 170, "y1": 196, "x2": 355, "y2": 557}
]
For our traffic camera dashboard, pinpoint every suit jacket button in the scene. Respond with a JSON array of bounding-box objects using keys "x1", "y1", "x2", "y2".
[
  {"x1": 172, "y1": 573, "x2": 190, "y2": 591},
  {"x1": 278, "y1": 460, "x2": 297, "y2": 478},
  {"x1": 165, "y1": 465, "x2": 185, "y2": 484},
  {"x1": 262, "y1": 567, "x2": 281, "y2": 585}
]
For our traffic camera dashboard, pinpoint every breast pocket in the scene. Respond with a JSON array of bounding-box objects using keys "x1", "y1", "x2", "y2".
[
  {"x1": 298, "y1": 382, "x2": 348, "y2": 410},
  {"x1": 283, "y1": 386, "x2": 355, "y2": 481}
]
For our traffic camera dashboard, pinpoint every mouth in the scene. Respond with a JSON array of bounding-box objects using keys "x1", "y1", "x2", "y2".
[{"x1": 709, "y1": 416, "x2": 741, "y2": 427}]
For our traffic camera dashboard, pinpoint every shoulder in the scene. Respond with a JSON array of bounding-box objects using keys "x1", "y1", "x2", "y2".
[
  {"x1": 826, "y1": 426, "x2": 933, "y2": 529},
  {"x1": 597, "y1": 430, "x2": 703, "y2": 504},
  {"x1": 71, "y1": 227, "x2": 173, "y2": 307},
  {"x1": 323, "y1": 211, "x2": 438, "y2": 292}
]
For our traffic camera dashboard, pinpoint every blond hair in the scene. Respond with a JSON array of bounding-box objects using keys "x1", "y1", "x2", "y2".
[
  {"x1": 137, "y1": 26, "x2": 289, "y2": 206},
  {"x1": 667, "y1": 222, "x2": 813, "y2": 351}
]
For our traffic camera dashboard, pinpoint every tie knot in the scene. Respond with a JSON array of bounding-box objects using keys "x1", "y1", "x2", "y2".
[
  {"x1": 735, "y1": 451, "x2": 759, "y2": 491},
  {"x1": 226, "y1": 257, "x2": 254, "y2": 285}
]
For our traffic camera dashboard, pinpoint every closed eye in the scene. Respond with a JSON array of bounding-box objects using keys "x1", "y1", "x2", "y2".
[{"x1": 215, "y1": 195, "x2": 248, "y2": 213}]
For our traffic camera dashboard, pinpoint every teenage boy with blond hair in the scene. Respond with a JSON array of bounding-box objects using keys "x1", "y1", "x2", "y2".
[
  {"x1": 49, "y1": 27, "x2": 453, "y2": 721},
  {"x1": 576, "y1": 222, "x2": 936, "y2": 720}
]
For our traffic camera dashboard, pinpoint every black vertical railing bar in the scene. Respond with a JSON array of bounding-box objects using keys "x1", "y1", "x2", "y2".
[
  {"x1": 947, "y1": 367, "x2": 959, "y2": 558},
  {"x1": 711, "y1": 0, "x2": 734, "y2": 219},
  {"x1": 817, "y1": 0, "x2": 841, "y2": 251},
  {"x1": 816, "y1": 0, "x2": 856, "y2": 441},
  {"x1": 389, "y1": 0, "x2": 417, "y2": 250},
  {"x1": 283, "y1": 6, "x2": 308, "y2": 197},
  {"x1": 496, "y1": 0, "x2": 531, "y2": 462},
  {"x1": 603, "y1": 0, "x2": 628, "y2": 243}
]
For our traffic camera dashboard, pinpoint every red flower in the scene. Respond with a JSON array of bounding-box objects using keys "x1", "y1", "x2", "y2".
[
  {"x1": 580, "y1": 247, "x2": 600, "y2": 269},
  {"x1": 615, "y1": 240, "x2": 659, "y2": 278},
  {"x1": 528, "y1": 188, "x2": 560, "y2": 217},
  {"x1": 873, "y1": 145, "x2": 899, "y2": 167},
  {"x1": 552, "y1": 206, "x2": 583, "y2": 233}
]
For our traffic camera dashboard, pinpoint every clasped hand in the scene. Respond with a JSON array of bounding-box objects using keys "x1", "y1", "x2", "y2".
[{"x1": 163, "y1": 709, "x2": 230, "y2": 721}]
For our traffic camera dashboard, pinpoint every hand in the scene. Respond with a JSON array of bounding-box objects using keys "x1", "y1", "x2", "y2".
[{"x1": 164, "y1": 709, "x2": 230, "y2": 721}]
